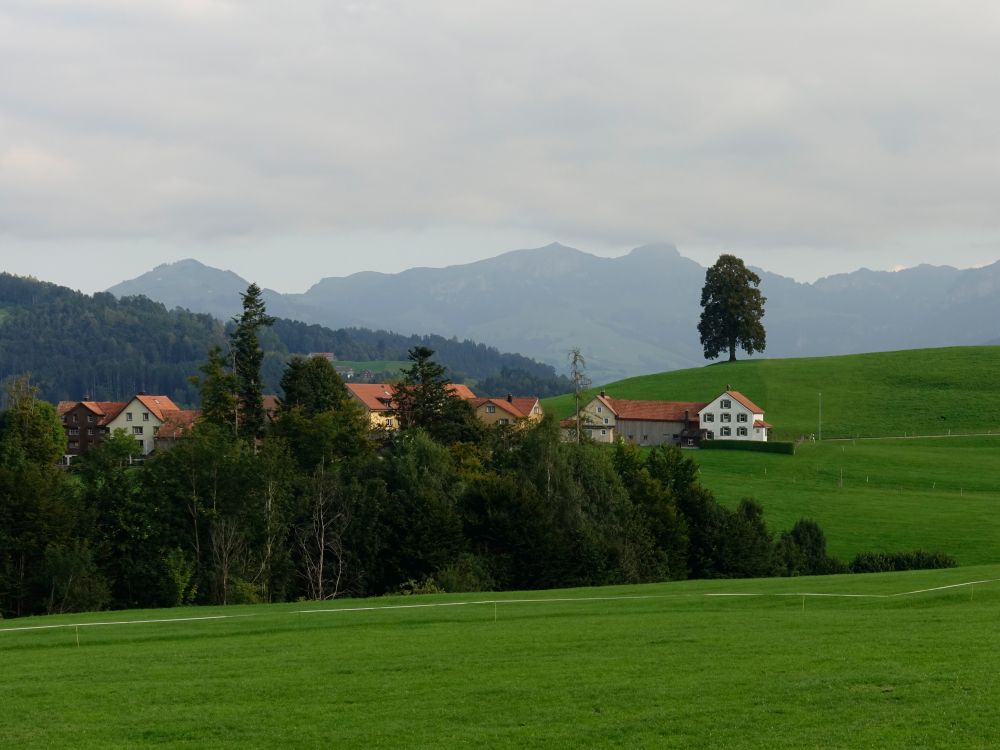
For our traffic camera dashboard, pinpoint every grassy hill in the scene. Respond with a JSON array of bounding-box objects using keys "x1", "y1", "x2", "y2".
[
  {"x1": 544, "y1": 347, "x2": 1000, "y2": 565},
  {"x1": 543, "y1": 346, "x2": 1000, "y2": 441},
  {"x1": 3, "y1": 568, "x2": 999, "y2": 748}
]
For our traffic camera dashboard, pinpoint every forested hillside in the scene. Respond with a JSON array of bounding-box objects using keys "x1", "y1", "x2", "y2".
[{"x1": 0, "y1": 274, "x2": 570, "y2": 405}]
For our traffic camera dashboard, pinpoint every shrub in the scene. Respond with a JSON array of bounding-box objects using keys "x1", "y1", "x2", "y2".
[
  {"x1": 777, "y1": 519, "x2": 847, "y2": 576},
  {"x1": 849, "y1": 550, "x2": 957, "y2": 573},
  {"x1": 434, "y1": 554, "x2": 496, "y2": 593}
]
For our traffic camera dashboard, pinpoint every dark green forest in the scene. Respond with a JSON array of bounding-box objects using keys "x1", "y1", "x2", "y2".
[{"x1": 0, "y1": 273, "x2": 571, "y2": 405}]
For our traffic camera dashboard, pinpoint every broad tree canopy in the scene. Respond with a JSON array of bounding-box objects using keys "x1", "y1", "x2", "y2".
[{"x1": 697, "y1": 254, "x2": 766, "y2": 362}]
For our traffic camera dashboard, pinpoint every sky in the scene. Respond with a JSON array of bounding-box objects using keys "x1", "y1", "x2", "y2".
[{"x1": 2, "y1": 1, "x2": 1000, "y2": 294}]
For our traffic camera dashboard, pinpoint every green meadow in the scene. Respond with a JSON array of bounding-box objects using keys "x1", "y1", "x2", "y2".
[
  {"x1": 543, "y1": 346, "x2": 1000, "y2": 441},
  {"x1": 694, "y1": 436, "x2": 1000, "y2": 565},
  {"x1": 3, "y1": 568, "x2": 999, "y2": 748}
]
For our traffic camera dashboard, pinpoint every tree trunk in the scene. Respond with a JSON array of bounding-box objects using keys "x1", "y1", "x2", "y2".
[{"x1": 728, "y1": 342, "x2": 737, "y2": 361}]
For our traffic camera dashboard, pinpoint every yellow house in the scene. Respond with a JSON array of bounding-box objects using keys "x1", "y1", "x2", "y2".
[
  {"x1": 469, "y1": 395, "x2": 543, "y2": 427},
  {"x1": 346, "y1": 382, "x2": 478, "y2": 431}
]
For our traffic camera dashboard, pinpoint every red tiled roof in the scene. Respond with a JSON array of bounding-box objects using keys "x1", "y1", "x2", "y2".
[
  {"x1": 134, "y1": 394, "x2": 180, "y2": 421},
  {"x1": 753, "y1": 420, "x2": 772, "y2": 429},
  {"x1": 347, "y1": 383, "x2": 399, "y2": 412},
  {"x1": 604, "y1": 397, "x2": 707, "y2": 423},
  {"x1": 448, "y1": 383, "x2": 477, "y2": 400},
  {"x1": 157, "y1": 409, "x2": 202, "y2": 439},
  {"x1": 57, "y1": 401, "x2": 76, "y2": 416},
  {"x1": 347, "y1": 383, "x2": 477, "y2": 412},
  {"x1": 470, "y1": 396, "x2": 541, "y2": 419},
  {"x1": 727, "y1": 390, "x2": 764, "y2": 414}
]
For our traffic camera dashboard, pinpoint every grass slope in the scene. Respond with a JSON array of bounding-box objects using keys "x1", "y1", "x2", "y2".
[
  {"x1": 695, "y1": 436, "x2": 1000, "y2": 565},
  {"x1": 3, "y1": 568, "x2": 999, "y2": 748},
  {"x1": 544, "y1": 346, "x2": 1000, "y2": 441}
]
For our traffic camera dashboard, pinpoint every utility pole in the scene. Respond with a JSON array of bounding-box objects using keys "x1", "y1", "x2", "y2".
[{"x1": 818, "y1": 391, "x2": 822, "y2": 442}]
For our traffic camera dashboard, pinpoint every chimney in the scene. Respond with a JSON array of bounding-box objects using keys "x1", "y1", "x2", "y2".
[
  {"x1": 684, "y1": 410, "x2": 689, "y2": 421},
  {"x1": 600, "y1": 390, "x2": 606, "y2": 398},
  {"x1": 506, "y1": 393, "x2": 513, "y2": 402}
]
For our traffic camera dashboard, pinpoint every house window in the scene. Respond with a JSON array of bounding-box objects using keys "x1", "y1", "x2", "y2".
[
  {"x1": 704, "y1": 413, "x2": 715, "y2": 423},
  {"x1": 597, "y1": 406, "x2": 603, "y2": 413},
  {"x1": 721, "y1": 413, "x2": 731, "y2": 423},
  {"x1": 600, "y1": 429, "x2": 607, "y2": 436},
  {"x1": 69, "y1": 441, "x2": 79, "y2": 449},
  {"x1": 68, "y1": 428, "x2": 79, "y2": 436},
  {"x1": 71, "y1": 414, "x2": 78, "y2": 423},
  {"x1": 707, "y1": 431, "x2": 714, "y2": 440},
  {"x1": 737, "y1": 427, "x2": 748, "y2": 437},
  {"x1": 737, "y1": 413, "x2": 748, "y2": 423},
  {"x1": 87, "y1": 429, "x2": 94, "y2": 436},
  {"x1": 498, "y1": 418, "x2": 509, "y2": 425},
  {"x1": 133, "y1": 426, "x2": 144, "y2": 435},
  {"x1": 126, "y1": 412, "x2": 133, "y2": 422},
  {"x1": 603, "y1": 417, "x2": 609, "y2": 425},
  {"x1": 721, "y1": 399, "x2": 732, "y2": 409},
  {"x1": 486, "y1": 405, "x2": 496, "y2": 414},
  {"x1": 720, "y1": 427, "x2": 731, "y2": 436},
  {"x1": 87, "y1": 415, "x2": 95, "y2": 423},
  {"x1": 143, "y1": 412, "x2": 150, "y2": 422}
]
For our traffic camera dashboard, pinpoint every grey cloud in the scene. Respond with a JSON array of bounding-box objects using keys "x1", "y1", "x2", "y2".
[{"x1": 1, "y1": 0, "x2": 999, "y2": 285}]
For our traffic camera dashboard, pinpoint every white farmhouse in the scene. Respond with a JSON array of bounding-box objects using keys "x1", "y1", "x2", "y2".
[
  {"x1": 104, "y1": 394, "x2": 182, "y2": 455},
  {"x1": 699, "y1": 390, "x2": 771, "y2": 442}
]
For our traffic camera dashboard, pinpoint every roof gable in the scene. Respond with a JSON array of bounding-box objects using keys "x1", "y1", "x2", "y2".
[
  {"x1": 132, "y1": 394, "x2": 181, "y2": 422},
  {"x1": 471, "y1": 396, "x2": 540, "y2": 418},
  {"x1": 347, "y1": 383, "x2": 478, "y2": 412},
  {"x1": 722, "y1": 390, "x2": 764, "y2": 414}
]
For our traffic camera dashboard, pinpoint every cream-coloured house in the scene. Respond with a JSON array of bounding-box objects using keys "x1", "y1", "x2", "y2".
[
  {"x1": 104, "y1": 394, "x2": 182, "y2": 455},
  {"x1": 699, "y1": 390, "x2": 771, "y2": 441},
  {"x1": 576, "y1": 391, "x2": 706, "y2": 446},
  {"x1": 469, "y1": 395, "x2": 543, "y2": 427}
]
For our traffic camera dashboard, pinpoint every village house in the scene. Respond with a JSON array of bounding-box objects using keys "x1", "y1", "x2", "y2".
[
  {"x1": 576, "y1": 391, "x2": 707, "y2": 447},
  {"x1": 57, "y1": 400, "x2": 127, "y2": 458},
  {"x1": 103, "y1": 394, "x2": 183, "y2": 455},
  {"x1": 468, "y1": 395, "x2": 544, "y2": 427},
  {"x1": 699, "y1": 389, "x2": 771, "y2": 442},
  {"x1": 569, "y1": 387, "x2": 770, "y2": 447},
  {"x1": 345, "y1": 383, "x2": 496, "y2": 431}
]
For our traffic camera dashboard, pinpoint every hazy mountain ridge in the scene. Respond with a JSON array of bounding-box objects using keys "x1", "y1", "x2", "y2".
[{"x1": 107, "y1": 246, "x2": 1000, "y2": 383}]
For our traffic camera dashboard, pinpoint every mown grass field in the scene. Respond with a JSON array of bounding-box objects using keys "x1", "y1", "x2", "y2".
[
  {"x1": 694, "y1": 436, "x2": 1000, "y2": 565},
  {"x1": 543, "y1": 346, "x2": 1000, "y2": 441},
  {"x1": 3, "y1": 567, "x2": 999, "y2": 748}
]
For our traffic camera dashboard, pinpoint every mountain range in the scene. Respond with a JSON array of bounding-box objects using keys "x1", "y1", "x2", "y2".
[{"x1": 107, "y1": 244, "x2": 1000, "y2": 383}]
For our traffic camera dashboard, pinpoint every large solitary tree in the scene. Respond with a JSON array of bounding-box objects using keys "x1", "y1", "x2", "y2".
[{"x1": 697, "y1": 254, "x2": 766, "y2": 362}]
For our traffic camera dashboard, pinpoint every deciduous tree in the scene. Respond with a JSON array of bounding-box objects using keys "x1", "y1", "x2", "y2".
[{"x1": 697, "y1": 254, "x2": 766, "y2": 362}]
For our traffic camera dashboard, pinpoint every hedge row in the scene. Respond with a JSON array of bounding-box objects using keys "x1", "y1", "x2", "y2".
[
  {"x1": 849, "y1": 550, "x2": 957, "y2": 573},
  {"x1": 700, "y1": 439, "x2": 796, "y2": 455}
]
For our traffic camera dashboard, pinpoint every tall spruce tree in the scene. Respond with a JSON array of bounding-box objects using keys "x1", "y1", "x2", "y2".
[
  {"x1": 231, "y1": 283, "x2": 275, "y2": 440},
  {"x1": 697, "y1": 254, "x2": 767, "y2": 362}
]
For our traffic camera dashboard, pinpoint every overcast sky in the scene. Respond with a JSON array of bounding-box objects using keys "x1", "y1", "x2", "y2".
[{"x1": 2, "y1": 1, "x2": 1000, "y2": 293}]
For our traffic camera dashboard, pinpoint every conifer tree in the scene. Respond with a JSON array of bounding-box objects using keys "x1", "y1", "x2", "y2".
[{"x1": 231, "y1": 283, "x2": 275, "y2": 440}]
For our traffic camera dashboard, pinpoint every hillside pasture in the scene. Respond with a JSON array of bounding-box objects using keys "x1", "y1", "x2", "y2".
[
  {"x1": 2, "y1": 568, "x2": 999, "y2": 748},
  {"x1": 693, "y1": 436, "x2": 1000, "y2": 566},
  {"x1": 543, "y1": 346, "x2": 1000, "y2": 441}
]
